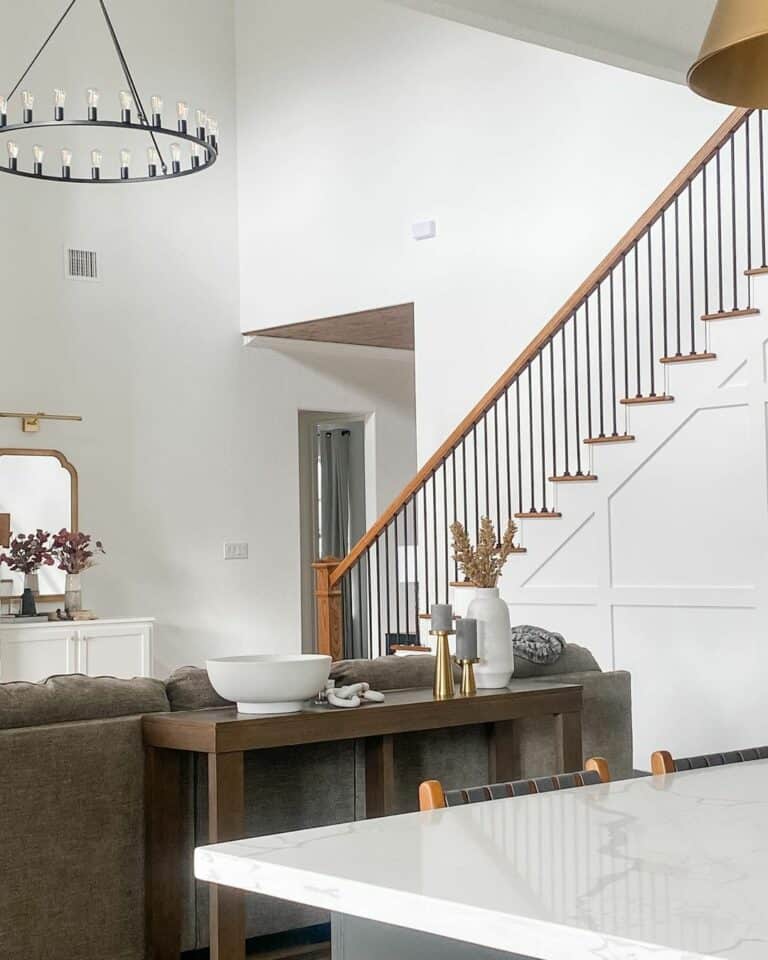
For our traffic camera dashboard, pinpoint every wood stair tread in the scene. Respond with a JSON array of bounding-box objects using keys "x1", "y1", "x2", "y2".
[
  {"x1": 745, "y1": 266, "x2": 768, "y2": 276},
  {"x1": 583, "y1": 434, "x2": 635, "y2": 444},
  {"x1": 620, "y1": 395, "x2": 674, "y2": 405},
  {"x1": 549, "y1": 473, "x2": 598, "y2": 482},
  {"x1": 659, "y1": 352, "x2": 717, "y2": 364},
  {"x1": 514, "y1": 511, "x2": 562, "y2": 519},
  {"x1": 701, "y1": 308, "x2": 759, "y2": 321}
]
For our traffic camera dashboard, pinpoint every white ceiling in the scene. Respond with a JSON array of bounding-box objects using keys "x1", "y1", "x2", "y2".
[{"x1": 387, "y1": 0, "x2": 717, "y2": 84}]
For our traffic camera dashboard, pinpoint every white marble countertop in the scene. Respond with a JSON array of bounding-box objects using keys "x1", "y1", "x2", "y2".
[{"x1": 195, "y1": 761, "x2": 768, "y2": 960}]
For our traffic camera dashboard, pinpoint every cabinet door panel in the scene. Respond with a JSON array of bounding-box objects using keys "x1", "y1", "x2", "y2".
[
  {"x1": 79, "y1": 625, "x2": 152, "y2": 679},
  {"x1": 0, "y1": 629, "x2": 74, "y2": 682}
]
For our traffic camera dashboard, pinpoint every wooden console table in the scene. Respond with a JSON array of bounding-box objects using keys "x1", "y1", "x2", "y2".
[{"x1": 143, "y1": 680, "x2": 583, "y2": 960}]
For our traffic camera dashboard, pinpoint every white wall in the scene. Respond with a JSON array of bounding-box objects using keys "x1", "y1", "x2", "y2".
[
  {"x1": 234, "y1": 0, "x2": 728, "y2": 465},
  {"x1": 0, "y1": 0, "x2": 416, "y2": 676}
]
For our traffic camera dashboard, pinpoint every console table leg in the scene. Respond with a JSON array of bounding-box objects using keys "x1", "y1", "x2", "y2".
[
  {"x1": 556, "y1": 711, "x2": 584, "y2": 773},
  {"x1": 208, "y1": 751, "x2": 246, "y2": 960},
  {"x1": 365, "y1": 734, "x2": 395, "y2": 819},
  {"x1": 145, "y1": 746, "x2": 183, "y2": 960},
  {"x1": 488, "y1": 720, "x2": 519, "y2": 784}
]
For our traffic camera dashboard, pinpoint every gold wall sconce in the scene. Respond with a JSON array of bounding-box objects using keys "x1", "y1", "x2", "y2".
[{"x1": 0, "y1": 412, "x2": 82, "y2": 433}]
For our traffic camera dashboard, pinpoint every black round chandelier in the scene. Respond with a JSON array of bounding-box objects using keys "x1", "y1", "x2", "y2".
[{"x1": 1, "y1": 0, "x2": 219, "y2": 184}]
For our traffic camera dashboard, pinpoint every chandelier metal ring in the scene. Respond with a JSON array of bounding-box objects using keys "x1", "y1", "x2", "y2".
[{"x1": 0, "y1": 119, "x2": 218, "y2": 184}]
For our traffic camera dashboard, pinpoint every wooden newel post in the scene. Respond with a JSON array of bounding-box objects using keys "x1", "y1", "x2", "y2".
[{"x1": 312, "y1": 558, "x2": 344, "y2": 661}]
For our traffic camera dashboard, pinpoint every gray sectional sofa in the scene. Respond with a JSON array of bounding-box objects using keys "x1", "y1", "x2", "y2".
[{"x1": 0, "y1": 644, "x2": 631, "y2": 960}]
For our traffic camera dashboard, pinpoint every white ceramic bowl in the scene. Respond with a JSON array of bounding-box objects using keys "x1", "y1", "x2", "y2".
[{"x1": 206, "y1": 654, "x2": 332, "y2": 715}]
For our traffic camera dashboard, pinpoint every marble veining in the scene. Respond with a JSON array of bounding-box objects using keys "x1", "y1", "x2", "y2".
[{"x1": 195, "y1": 761, "x2": 768, "y2": 959}]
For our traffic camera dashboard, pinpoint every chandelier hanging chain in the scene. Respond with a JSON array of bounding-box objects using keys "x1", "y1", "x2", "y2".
[
  {"x1": 97, "y1": 0, "x2": 167, "y2": 173},
  {"x1": 5, "y1": 0, "x2": 79, "y2": 105}
]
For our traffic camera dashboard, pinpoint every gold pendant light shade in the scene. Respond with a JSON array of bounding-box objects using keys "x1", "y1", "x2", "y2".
[{"x1": 689, "y1": 1, "x2": 768, "y2": 107}]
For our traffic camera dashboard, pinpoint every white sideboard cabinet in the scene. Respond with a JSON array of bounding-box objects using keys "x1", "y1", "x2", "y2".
[{"x1": 0, "y1": 617, "x2": 155, "y2": 682}]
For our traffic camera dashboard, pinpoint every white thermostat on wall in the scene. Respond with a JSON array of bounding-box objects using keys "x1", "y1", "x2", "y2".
[{"x1": 411, "y1": 219, "x2": 437, "y2": 241}]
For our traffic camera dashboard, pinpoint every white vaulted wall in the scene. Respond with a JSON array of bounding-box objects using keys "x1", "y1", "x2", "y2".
[{"x1": 0, "y1": 0, "x2": 416, "y2": 675}]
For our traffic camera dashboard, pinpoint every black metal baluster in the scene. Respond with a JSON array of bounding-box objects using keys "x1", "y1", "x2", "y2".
[
  {"x1": 432, "y1": 472, "x2": 438, "y2": 606},
  {"x1": 675, "y1": 195, "x2": 682, "y2": 355},
  {"x1": 442, "y1": 461, "x2": 449, "y2": 602},
  {"x1": 394, "y1": 507, "x2": 401, "y2": 646},
  {"x1": 461, "y1": 435, "x2": 468, "y2": 530},
  {"x1": 494, "y1": 402, "x2": 501, "y2": 533},
  {"x1": 539, "y1": 352, "x2": 548, "y2": 512},
  {"x1": 375, "y1": 534, "x2": 382, "y2": 651},
  {"x1": 573, "y1": 314, "x2": 583, "y2": 470},
  {"x1": 504, "y1": 387, "x2": 513, "y2": 518},
  {"x1": 422, "y1": 484, "x2": 429, "y2": 615},
  {"x1": 411, "y1": 495, "x2": 419, "y2": 624},
  {"x1": 647, "y1": 229, "x2": 656, "y2": 396},
  {"x1": 716, "y1": 148, "x2": 724, "y2": 313},
  {"x1": 761, "y1": 111, "x2": 767, "y2": 268},
  {"x1": 585, "y1": 300, "x2": 593, "y2": 438},
  {"x1": 688, "y1": 181, "x2": 696, "y2": 354},
  {"x1": 609, "y1": 269, "x2": 618, "y2": 435},
  {"x1": 451, "y1": 450, "x2": 458, "y2": 581},
  {"x1": 549, "y1": 339, "x2": 557, "y2": 478},
  {"x1": 731, "y1": 134, "x2": 738, "y2": 310},
  {"x1": 472, "y1": 424, "x2": 479, "y2": 538},
  {"x1": 703, "y1": 165, "x2": 709, "y2": 318},
  {"x1": 528, "y1": 365, "x2": 535, "y2": 512},
  {"x1": 516, "y1": 378, "x2": 523, "y2": 512},
  {"x1": 483, "y1": 415, "x2": 490, "y2": 521},
  {"x1": 622, "y1": 256, "x2": 630, "y2": 395},
  {"x1": 384, "y1": 522, "x2": 391, "y2": 651},
  {"x1": 634, "y1": 243, "x2": 641, "y2": 395},
  {"x1": 561, "y1": 325, "x2": 570, "y2": 474},
  {"x1": 597, "y1": 283, "x2": 605, "y2": 434},
  {"x1": 402, "y1": 501, "x2": 409, "y2": 646}
]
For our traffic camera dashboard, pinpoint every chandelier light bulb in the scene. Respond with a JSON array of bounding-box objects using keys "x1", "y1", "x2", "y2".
[
  {"x1": 170, "y1": 141, "x2": 181, "y2": 173},
  {"x1": 151, "y1": 95, "x2": 163, "y2": 128},
  {"x1": 7, "y1": 140, "x2": 18, "y2": 170},
  {"x1": 177, "y1": 100, "x2": 189, "y2": 133},
  {"x1": 33, "y1": 144, "x2": 44, "y2": 176},
  {"x1": 22, "y1": 90, "x2": 34, "y2": 123},
  {"x1": 54, "y1": 87, "x2": 66, "y2": 120},
  {"x1": 87, "y1": 87, "x2": 99, "y2": 120},
  {"x1": 0, "y1": 96, "x2": 6, "y2": 128},
  {"x1": 195, "y1": 108, "x2": 207, "y2": 139},
  {"x1": 119, "y1": 90, "x2": 133, "y2": 123},
  {"x1": 207, "y1": 116, "x2": 219, "y2": 149},
  {"x1": 191, "y1": 142, "x2": 202, "y2": 169},
  {"x1": 61, "y1": 148, "x2": 72, "y2": 179},
  {"x1": 147, "y1": 145, "x2": 159, "y2": 177},
  {"x1": 120, "y1": 147, "x2": 131, "y2": 179},
  {"x1": 91, "y1": 148, "x2": 102, "y2": 180}
]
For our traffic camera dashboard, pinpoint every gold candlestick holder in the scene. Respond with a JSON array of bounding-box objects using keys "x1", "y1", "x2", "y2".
[
  {"x1": 430, "y1": 629, "x2": 455, "y2": 700},
  {"x1": 455, "y1": 657, "x2": 480, "y2": 696}
]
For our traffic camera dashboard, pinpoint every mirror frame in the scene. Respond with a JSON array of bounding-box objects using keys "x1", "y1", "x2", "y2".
[{"x1": 0, "y1": 448, "x2": 79, "y2": 603}]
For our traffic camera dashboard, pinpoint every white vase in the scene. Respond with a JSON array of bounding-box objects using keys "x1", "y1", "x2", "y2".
[
  {"x1": 65, "y1": 573, "x2": 82, "y2": 615},
  {"x1": 467, "y1": 587, "x2": 514, "y2": 689},
  {"x1": 24, "y1": 572, "x2": 40, "y2": 598}
]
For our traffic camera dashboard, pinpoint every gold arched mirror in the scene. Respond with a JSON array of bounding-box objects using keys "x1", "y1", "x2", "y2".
[{"x1": 0, "y1": 449, "x2": 78, "y2": 601}]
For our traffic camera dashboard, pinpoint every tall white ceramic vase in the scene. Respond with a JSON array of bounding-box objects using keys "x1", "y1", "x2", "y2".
[{"x1": 467, "y1": 587, "x2": 514, "y2": 689}]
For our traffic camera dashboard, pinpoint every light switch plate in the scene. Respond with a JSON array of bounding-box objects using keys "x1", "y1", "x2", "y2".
[
  {"x1": 411, "y1": 219, "x2": 437, "y2": 241},
  {"x1": 224, "y1": 541, "x2": 249, "y2": 560}
]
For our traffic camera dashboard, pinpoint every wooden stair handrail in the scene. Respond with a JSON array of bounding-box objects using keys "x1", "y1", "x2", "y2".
[{"x1": 331, "y1": 107, "x2": 749, "y2": 586}]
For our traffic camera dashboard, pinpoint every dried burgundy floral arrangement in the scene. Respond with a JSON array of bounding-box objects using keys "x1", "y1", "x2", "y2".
[
  {"x1": 51, "y1": 529, "x2": 106, "y2": 575},
  {"x1": 0, "y1": 530, "x2": 55, "y2": 574}
]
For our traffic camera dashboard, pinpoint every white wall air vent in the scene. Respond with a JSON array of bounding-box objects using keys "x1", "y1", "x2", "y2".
[{"x1": 65, "y1": 248, "x2": 99, "y2": 281}]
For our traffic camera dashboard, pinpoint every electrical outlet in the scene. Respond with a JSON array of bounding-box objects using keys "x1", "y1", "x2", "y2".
[{"x1": 224, "y1": 541, "x2": 249, "y2": 560}]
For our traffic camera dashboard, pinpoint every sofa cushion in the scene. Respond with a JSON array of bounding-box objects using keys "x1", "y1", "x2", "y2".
[
  {"x1": 511, "y1": 624, "x2": 565, "y2": 664},
  {"x1": 166, "y1": 665, "x2": 232, "y2": 711},
  {"x1": 330, "y1": 655, "x2": 460, "y2": 690},
  {"x1": 0, "y1": 673, "x2": 169, "y2": 730}
]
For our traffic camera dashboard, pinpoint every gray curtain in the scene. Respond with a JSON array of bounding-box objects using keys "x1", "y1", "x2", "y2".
[
  {"x1": 319, "y1": 429, "x2": 351, "y2": 559},
  {"x1": 317, "y1": 429, "x2": 367, "y2": 658}
]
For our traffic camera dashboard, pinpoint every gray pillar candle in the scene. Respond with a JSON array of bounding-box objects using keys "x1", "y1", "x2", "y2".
[
  {"x1": 456, "y1": 618, "x2": 478, "y2": 660},
  {"x1": 431, "y1": 603, "x2": 453, "y2": 632}
]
